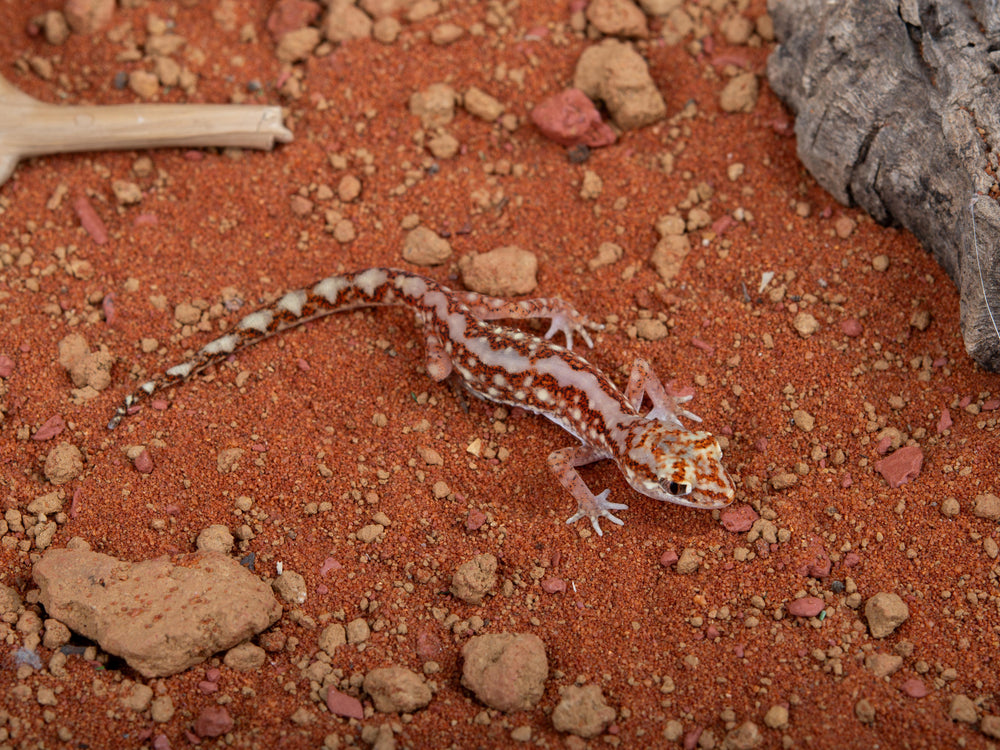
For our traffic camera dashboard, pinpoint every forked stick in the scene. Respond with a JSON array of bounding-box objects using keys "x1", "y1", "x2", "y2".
[{"x1": 0, "y1": 74, "x2": 293, "y2": 186}]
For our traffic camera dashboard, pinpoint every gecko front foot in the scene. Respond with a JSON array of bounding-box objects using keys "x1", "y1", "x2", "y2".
[
  {"x1": 543, "y1": 312, "x2": 604, "y2": 350},
  {"x1": 566, "y1": 489, "x2": 628, "y2": 536}
]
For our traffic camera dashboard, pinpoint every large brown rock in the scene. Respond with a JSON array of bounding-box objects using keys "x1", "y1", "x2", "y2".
[
  {"x1": 573, "y1": 40, "x2": 666, "y2": 130},
  {"x1": 34, "y1": 546, "x2": 281, "y2": 677},
  {"x1": 461, "y1": 633, "x2": 548, "y2": 712}
]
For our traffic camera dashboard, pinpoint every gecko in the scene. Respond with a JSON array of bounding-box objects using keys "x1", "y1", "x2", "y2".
[{"x1": 109, "y1": 268, "x2": 735, "y2": 534}]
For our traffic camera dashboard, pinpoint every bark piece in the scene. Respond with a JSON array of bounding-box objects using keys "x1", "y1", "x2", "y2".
[{"x1": 767, "y1": 0, "x2": 1000, "y2": 370}]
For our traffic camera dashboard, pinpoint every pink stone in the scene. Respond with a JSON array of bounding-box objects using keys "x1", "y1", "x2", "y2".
[
  {"x1": 875, "y1": 445, "x2": 924, "y2": 488},
  {"x1": 936, "y1": 408, "x2": 953, "y2": 433},
  {"x1": 660, "y1": 549, "x2": 679, "y2": 567},
  {"x1": 712, "y1": 215, "x2": 739, "y2": 235},
  {"x1": 0, "y1": 355, "x2": 14, "y2": 378},
  {"x1": 73, "y1": 195, "x2": 107, "y2": 244},
  {"x1": 691, "y1": 337, "x2": 715, "y2": 354},
  {"x1": 900, "y1": 678, "x2": 929, "y2": 698},
  {"x1": 267, "y1": 0, "x2": 321, "y2": 40},
  {"x1": 797, "y1": 545, "x2": 831, "y2": 578},
  {"x1": 465, "y1": 508, "x2": 487, "y2": 531},
  {"x1": 842, "y1": 552, "x2": 861, "y2": 568},
  {"x1": 787, "y1": 596, "x2": 824, "y2": 617},
  {"x1": 530, "y1": 89, "x2": 616, "y2": 148},
  {"x1": 416, "y1": 629, "x2": 444, "y2": 660},
  {"x1": 31, "y1": 415, "x2": 66, "y2": 441},
  {"x1": 132, "y1": 448, "x2": 154, "y2": 474},
  {"x1": 684, "y1": 728, "x2": 703, "y2": 750},
  {"x1": 720, "y1": 505, "x2": 758, "y2": 533},
  {"x1": 326, "y1": 687, "x2": 363, "y2": 720},
  {"x1": 540, "y1": 577, "x2": 566, "y2": 594},
  {"x1": 70, "y1": 488, "x2": 83, "y2": 518},
  {"x1": 193, "y1": 706, "x2": 233, "y2": 738},
  {"x1": 319, "y1": 557, "x2": 341, "y2": 576},
  {"x1": 840, "y1": 318, "x2": 863, "y2": 337}
]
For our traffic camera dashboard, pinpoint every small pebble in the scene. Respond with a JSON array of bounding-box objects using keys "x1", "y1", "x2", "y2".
[
  {"x1": 792, "y1": 312, "x2": 820, "y2": 337},
  {"x1": 540, "y1": 578, "x2": 566, "y2": 594},
  {"x1": 900, "y1": 678, "x2": 929, "y2": 698},
  {"x1": 872, "y1": 254, "x2": 890, "y2": 271},
  {"x1": 840, "y1": 318, "x2": 863, "y2": 337},
  {"x1": 660, "y1": 549, "x2": 679, "y2": 567},
  {"x1": 787, "y1": 597, "x2": 824, "y2": 618},
  {"x1": 973, "y1": 493, "x2": 1000, "y2": 520},
  {"x1": 719, "y1": 505, "x2": 757, "y2": 533},
  {"x1": 193, "y1": 707, "x2": 232, "y2": 738},
  {"x1": 131, "y1": 448, "x2": 154, "y2": 474},
  {"x1": 865, "y1": 592, "x2": 909, "y2": 638},
  {"x1": 874, "y1": 445, "x2": 923, "y2": 489}
]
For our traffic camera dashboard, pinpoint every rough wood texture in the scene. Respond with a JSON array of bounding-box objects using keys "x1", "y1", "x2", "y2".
[{"x1": 766, "y1": 0, "x2": 1000, "y2": 371}]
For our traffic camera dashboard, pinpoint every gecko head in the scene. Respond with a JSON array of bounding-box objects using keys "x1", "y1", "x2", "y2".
[{"x1": 619, "y1": 420, "x2": 735, "y2": 509}]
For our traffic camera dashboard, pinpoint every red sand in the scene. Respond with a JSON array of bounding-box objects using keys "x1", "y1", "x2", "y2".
[{"x1": 1, "y1": 1, "x2": 999, "y2": 748}]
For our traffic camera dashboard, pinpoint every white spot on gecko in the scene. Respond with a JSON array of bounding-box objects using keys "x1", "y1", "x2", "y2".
[
  {"x1": 166, "y1": 362, "x2": 194, "y2": 379},
  {"x1": 276, "y1": 290, "x2": 308, "y2": 317},
  {"x1": 314, "y1": 276, "x2": 349, "y2": 302},
  {"x1": 396, "y1": 274, "x2": 427, "y2": 299},
  {"x1": 356, "y1": 268, "x2": 388, "y2": 296},
  {"x1": 201, "y1": 334, "x2": 239, "y2": 355},
  {"x1": 239, "y1": 310, "x2": 273, "y2": 333}
]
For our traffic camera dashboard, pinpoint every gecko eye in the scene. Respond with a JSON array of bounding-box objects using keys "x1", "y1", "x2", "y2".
[{"x1": 665, "y1": 481, "x2": 692, "y2": 496}]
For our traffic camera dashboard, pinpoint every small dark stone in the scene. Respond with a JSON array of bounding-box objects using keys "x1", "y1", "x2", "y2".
[
  {"x1": 566, "y1": 144, "x2": 591, "y2": 163},
  {"x1": 831, "y1": 580, "x2": 845, "y2": 593},
  {"x1": 113, "y1": 71, "x2": 128, "y2": 90}
]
